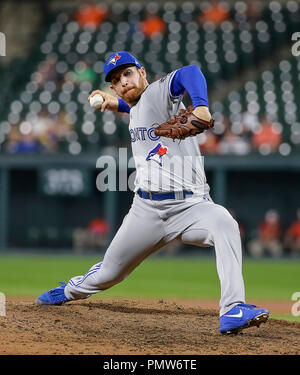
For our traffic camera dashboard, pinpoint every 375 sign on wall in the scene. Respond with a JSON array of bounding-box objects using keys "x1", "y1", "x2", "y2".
[{"x1": 39, "y1": 168, "x2": 92, "y2": 196}]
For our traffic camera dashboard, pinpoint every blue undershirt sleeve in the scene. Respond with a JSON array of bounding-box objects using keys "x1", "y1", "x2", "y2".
[
  {"x1": 118, "y1": 98, "x2": 131, "y2": 113},
  {"x1": 170, "y1": 65, "x2": 209, "y2": 108}
]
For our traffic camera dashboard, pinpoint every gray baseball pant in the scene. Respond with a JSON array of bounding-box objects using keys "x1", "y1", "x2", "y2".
[{"x1": 65, "y1": 193, "x2": 245, "y2": 316}]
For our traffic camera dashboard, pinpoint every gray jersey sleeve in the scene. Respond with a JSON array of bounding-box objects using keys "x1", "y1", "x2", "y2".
[{"x1": 145, "y1": 71, "x2": 185, "y2": 120}]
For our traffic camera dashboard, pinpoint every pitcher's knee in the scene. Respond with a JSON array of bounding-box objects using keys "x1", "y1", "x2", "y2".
[
  {"x1": 181, "y1": 228, "x2": 213, "y2": 247},
  {"x1": 212, "y1": 209, "x2": 240, "y2": 235}
]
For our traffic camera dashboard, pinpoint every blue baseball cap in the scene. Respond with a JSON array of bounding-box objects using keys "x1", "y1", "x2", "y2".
[{"x1": 104, "y1": 51, "x2": 142, "y2": 82}]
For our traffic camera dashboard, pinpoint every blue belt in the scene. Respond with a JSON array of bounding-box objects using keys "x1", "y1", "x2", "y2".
[{"x1": 137, "y1": 189, "x2": 193, "y2": 201}]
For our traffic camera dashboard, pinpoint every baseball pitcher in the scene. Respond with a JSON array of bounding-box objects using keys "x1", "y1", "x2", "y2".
[{"x1": 36, "y1": 52, "x2": 270, "y2": 334}]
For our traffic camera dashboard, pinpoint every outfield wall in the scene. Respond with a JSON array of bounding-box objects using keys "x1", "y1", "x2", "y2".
[{"x1": 1, "y1": 153, "x2": 300, "y2": 252}]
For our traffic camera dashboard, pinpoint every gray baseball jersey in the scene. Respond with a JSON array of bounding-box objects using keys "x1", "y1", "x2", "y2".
[{"x1": 129, "y1": 71, "x2": 209, "y2": 195}]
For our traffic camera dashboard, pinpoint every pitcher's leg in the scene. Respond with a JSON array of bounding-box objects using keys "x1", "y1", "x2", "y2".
[
  {"x1": 212, "y1": 206, "x2": 245, "y2": 316},
  {"x1": 65, "y1": 197, "x2": 166, "y2": 300},
  {"x1": 181, "y1": 202, "x2": 245, "y2": 316}
]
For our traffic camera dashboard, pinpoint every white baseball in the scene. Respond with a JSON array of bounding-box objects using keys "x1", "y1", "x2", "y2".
[{"x1": 89, "y1": 94, "x2": 104, "y2": 109}]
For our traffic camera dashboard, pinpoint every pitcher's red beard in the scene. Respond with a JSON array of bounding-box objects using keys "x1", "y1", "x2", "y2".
[{"x1": 121, "y1": 86, "x2": 144, "y2": 105}]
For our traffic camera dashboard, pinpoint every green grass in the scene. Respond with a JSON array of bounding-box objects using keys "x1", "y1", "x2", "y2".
[
  {"x1": 270, "y1": 314, "x2": 300, "y2": 322},
  {"x1": 0, "y1": 254, "x2": 299, "y2": 321}
]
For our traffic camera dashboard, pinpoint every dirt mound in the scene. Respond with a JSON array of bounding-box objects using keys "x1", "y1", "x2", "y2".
[{"x1": 1, "y1": 298, "x2": 299, "y2": 355}]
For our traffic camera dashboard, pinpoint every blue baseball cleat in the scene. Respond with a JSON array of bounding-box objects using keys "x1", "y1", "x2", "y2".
[
  {"x1": 35, "y1": 282, "x2": 70, "y2": 306},
  {"x1": 220, "y1": 303, "x2": 270, "y2": 335}
]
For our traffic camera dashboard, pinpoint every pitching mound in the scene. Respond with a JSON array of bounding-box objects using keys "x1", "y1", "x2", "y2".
[{"x1": 1, "y1": 298, "x2": 300, "y2": 355}]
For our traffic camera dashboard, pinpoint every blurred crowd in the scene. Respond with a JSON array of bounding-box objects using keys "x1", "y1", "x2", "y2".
[
  {"x1": 73, "y1": 217, "x2": 109, "y2": 253},
  {"x1": 3, "y1": 102, "x2": 282, "y2": 156},
  {"x1": 4, "y1": 110, "x2": 281, "y2": 156},
  {"x1": 199, "y1": 111, "x2": 282, "y2": 156},
  {"x1": 72, "y1": 0, "x2": 264, "y2": 34},
  {"x1": 72, "y1": 209, "x2": 300, "y2": 258},
  {"x1": 3, "y1": 52, "x2": 97, "y2": 154},
  {"x1": 239, "y1": 208, "x2": 300, "y2": 258},
  {"x1": 5, "y1": 109, "x2": 74, "y2": 154}
]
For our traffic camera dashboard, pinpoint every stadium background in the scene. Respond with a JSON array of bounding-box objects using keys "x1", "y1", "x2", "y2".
[{"x1": 0, "y1": 0, "x2": 300, "y2": 325}]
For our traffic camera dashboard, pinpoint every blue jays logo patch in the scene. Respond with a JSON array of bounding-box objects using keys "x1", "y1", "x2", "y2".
[
  {"x1": 146, "y1": 143, "x2": 168, "y2": 166},
  {"x1": 108, "y1": 54, "x2": 121, "y2": 65}
]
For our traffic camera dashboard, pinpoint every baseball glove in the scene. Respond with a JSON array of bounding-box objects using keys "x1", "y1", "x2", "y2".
[{"x1": 154, "y1": 105, "x2": 214, "y2": 140}]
